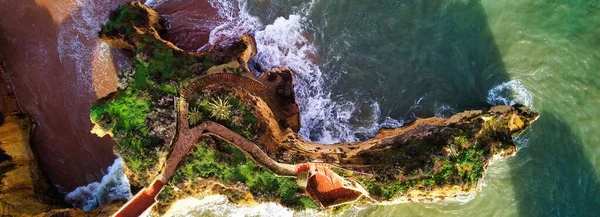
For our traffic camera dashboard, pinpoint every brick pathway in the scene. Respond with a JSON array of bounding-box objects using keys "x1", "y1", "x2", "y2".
[{"x1": 181, "y1": 73, "x2": 290, "y2": 120}]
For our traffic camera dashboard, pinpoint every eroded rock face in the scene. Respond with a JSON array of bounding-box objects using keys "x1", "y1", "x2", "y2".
[
  {"x1": 0, "y1": 116, "x2": 55, "y2": 215},
  {"x1": 0, "y1": 115, "x2": 124, "y2": 216}
]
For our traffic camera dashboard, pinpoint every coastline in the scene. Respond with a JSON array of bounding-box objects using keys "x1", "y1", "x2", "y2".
[{"x1": 93, "y1": 3, "x2": 539, "y2": 216}]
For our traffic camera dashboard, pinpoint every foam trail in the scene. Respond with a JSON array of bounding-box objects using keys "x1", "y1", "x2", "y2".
[
  {"x1": 207, "y1": 0, "x2": 262, "y2": 46},
  {"x1": 160, "y1": 195, "x2": 319, "y2": 217},
  {"x1": 435, "y1": 104, "x2": 455, "y2": 118},
  {"x1": 144, "y1": 0, "x2": 169, "y2": 7},
  {"x1": 487, "y1": 80, "x2": 535, "y2": 149},
  {"x1": 253, "y1": 14, "x2": 393, "y2": 143},
  {"x1": 65, "y1": 158, "x2": 132, "y2": 212},
  {"x1": 487, "y1": 80, "x2": 535, "y2": 109}
]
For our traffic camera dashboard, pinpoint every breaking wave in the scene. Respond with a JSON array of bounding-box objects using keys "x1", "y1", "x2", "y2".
[
  {"x1": 202, "y1": 0, "x2": 398, "y2": 144},
  {"x1": 487, "y1": 80, "x2": 535, "y2": 109},
  {"x1": 65, "y1": 158, "x2": 132, "y2": 211},
  {"x1": 160, "y1": 195, "x2": 324, "y2": 217}
]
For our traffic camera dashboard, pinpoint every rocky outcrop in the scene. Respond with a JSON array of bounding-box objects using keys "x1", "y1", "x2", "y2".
[
  {"x1": 95, "y1": 2, "x2": 539, "y2": 216},
  {"x1": 0, "y1": 115, "x2": 124, "y2": 216},
  {"x1": 0, "y1": 116, "x2": 55, "y2": 216}
]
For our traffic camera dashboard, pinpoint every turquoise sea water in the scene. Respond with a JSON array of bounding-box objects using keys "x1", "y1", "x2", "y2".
[{"x1": 168, "y1": 0, "x2": 600, "y2": 216}]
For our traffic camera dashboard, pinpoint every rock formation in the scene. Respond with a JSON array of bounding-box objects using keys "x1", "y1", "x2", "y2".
[{"x1": 91, "y1": 2, "x2": 539, "y2": 216}]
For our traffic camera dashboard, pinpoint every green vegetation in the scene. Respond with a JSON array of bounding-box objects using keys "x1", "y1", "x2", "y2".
[
  {"x1": 189, "y1": 107, "x2": 203, "y2": 126},
  {"x1": 355, "y1": 134, "x2": 485, "y2": 200},
  {"x1": 207, "y1": 97, "x2": 232, "y2": 120},
  {"x1": 100, "y1": 4, "x2": 145, "y2": 35},
  {"x1": 95, "y1": 2, "x2": 221, "y2": 182},
  {"x1": 157, "y1": 184, "x2": 176, "y2": 202},
  {"x1": 90, "y1": 88, "x2": 161, "y2": 174},
  {"x1": 188, "y1": 92, "x2": 258, "y2": 140},
  {"x1": 160, "y1": 84, "x2": 178, "y2": 95},
  {"x1": 90, "y1": 89, "x2": 149, "y2": 132},
  {"x1": 172, "y1": 141, "x2": 316, "y2": 210},
  {"x1": 331, "y1": 204, "x2": 352, "y2": 216}
]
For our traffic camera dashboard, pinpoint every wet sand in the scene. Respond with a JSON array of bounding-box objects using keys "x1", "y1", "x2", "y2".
[
  {"x1": 0, "y1": 0, "x2": 221, "y2": 192},
  {"x1": 153, "y1": 0, "x2": 225, "y2": 51}
]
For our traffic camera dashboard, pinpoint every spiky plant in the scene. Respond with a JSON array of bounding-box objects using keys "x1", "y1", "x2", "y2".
[
  {"x1": 189, "y1": 107, "x2": 203, "y2": 125},
  {"x1": 208, "y1": 97, "x2": 232, "y2": 120}
]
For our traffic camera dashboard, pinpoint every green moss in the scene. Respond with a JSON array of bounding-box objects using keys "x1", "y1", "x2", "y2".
[
  {"x1": 298, "y1": 196, "x2": 319, "y2": 209},
  {"x1": 283, "y1": 196, "x2": 319, "y2": 210},
  {"x1": 157, "y1": 184, "x2": 176, "y2": 202},
  {"x1": 202, "y1": 54, "x2": 213, "y2": 69},
  {"x1": 172, "y1": 141, "x2": 313, "y2": 209},
  {"x1": 90, "y1": 88, "x2": 161, "y2": 175},
  {"x1": 355, "y1": 141, "x2": 485, "y2": 199},
  {"x1": 90, "y1": 89, "x2": 150, "y2": 132},
  {"x1": 331, "y1": 204, "x2": 352, "y2": 216},
  {"x1": 134, "y1": 62, "x2": 150, "y2": 89},
  {"x1": 160, "y1": 84, "x2": 178, "y2": 95},
  {"x1": 276, "y1": 178, "x2": 298, "y2": 201},
  {"x1": 149, "y1": 50, "x2": 179, "y2": 80},
  {"x1": 101, "y1": 4, "x2": 144, "y2": 35}
]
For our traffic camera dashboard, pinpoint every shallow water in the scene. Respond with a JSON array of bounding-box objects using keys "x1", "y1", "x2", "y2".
[{"x1": 173, "y1": 0, "x2": 600, "y2": 216}]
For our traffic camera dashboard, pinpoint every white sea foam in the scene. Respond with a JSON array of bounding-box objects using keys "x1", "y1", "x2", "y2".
[
  {"x1": 57, "y1": 0, "x2": 120, "y2": 94},
  {"x1": 253, "y1": 14, "x2": 349, "y2": 143},
  {"x1": 204, "y1": 0, "x2": 362, "y2": 143},
  {"x1": 144, "y1": 0, "x2": 169, "y2": 8},
  {"x1": 161, "y1": 195, "x2": 324, "y2": 217},
  {"x1": 207, "y1": 0, "x2": 262, "y2": 46},
  {"x1": 435, "y1": 104, "x2": 455, "y2": 118},
  {"x1": 65, "y1": 158, "x2": 132, "y2": 212},
  {"x1": 487, "y1": 80, "x2": 534, "y2": 109}
]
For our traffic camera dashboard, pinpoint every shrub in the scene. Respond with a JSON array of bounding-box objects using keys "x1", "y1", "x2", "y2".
[
  {"x1": 208, "y1": 97, "x2": 232, "y2": 120},
  {"x1": 90, "y1": 89, "x2": 150, "y2": 133},
  {"x1": 188, "y1": 107, "x2": 203, "y2": 126},
  {"x1": 173, "y1": 142, "x2": 306, "y2": 207},
  {"x1": 277, "y1": 178, "x2": 298, "y2": 201},
  {"x1": 161, "y1": 84, "x2": 178, "y2": 94}
]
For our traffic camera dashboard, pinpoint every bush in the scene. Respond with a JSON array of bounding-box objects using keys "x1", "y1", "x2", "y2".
[
  {"x1": 90, "y1": 88, "x2": 161, "y2": 174},
  {"x1": 277, "y1": 178, "x2": 298, "y2": 201},
  {"x1": 173, "y1": 141, "x2": 306, "y2": 207},
  {"x1": 90, "y1": 89, "x2": 150, "y2": 133}
]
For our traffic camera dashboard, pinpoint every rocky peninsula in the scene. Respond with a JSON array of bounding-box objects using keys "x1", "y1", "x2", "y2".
[
  {"x1": 0, "y1": 2, "x2": 539, "y2": 216},
  {"x1": 84, "y1": 2, "x2": 540, "y2": 216}
]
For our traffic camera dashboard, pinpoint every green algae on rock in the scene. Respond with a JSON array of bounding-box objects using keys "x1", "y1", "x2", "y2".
[{"x1": 92, "y1": 2, "x2": 538, "y2": 216}]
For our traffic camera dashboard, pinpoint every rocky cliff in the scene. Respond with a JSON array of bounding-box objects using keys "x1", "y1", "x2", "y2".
[
  {"x1": 92, "y1": 2, "x2": 539, "y2": 216},
  {"x1": 0, "y1": 115, "x2": 126, "y2": 216}
]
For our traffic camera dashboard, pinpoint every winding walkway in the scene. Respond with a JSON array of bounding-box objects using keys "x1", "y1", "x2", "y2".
[
  {"x1": 113, "y1": 74, "x2": 367, "y2": 217},
  {"x1": 113, "y1": 100, "x2": 307, "y2": 217}
]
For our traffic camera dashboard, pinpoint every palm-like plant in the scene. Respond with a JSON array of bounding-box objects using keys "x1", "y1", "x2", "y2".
[
  {"x1": 189, "y1": 107, "x2": 203, "y2": 125},
  {"x1": 208, "y1": 97, "x2": 232, "y2": 120}
]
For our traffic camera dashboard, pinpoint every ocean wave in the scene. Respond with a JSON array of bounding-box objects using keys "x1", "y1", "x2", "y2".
[
  {"x1": 205, "y1": 0, "x2": 407, "y2": 144},
  {"x1": 65, "y1": 158, "x2": 132, "y2": 212},
  {"x1": 161, "y1": 195, "x2": 324, "y2": 217},
  {"x1": 435, "y1": 104, "x2": 455, "y2": 118},
  {"x1": 486, "y1": 80, "x2": 534, "y2": 109},
  {"x1": 253, "y1": 14, "x2": 347, "y2": 143},
  {"x1": 207, "y1": 0, "x2": 261, "y2": 46},
  {"x1": 144, "y1": 0, "x2": 169, "y2": 8}
]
